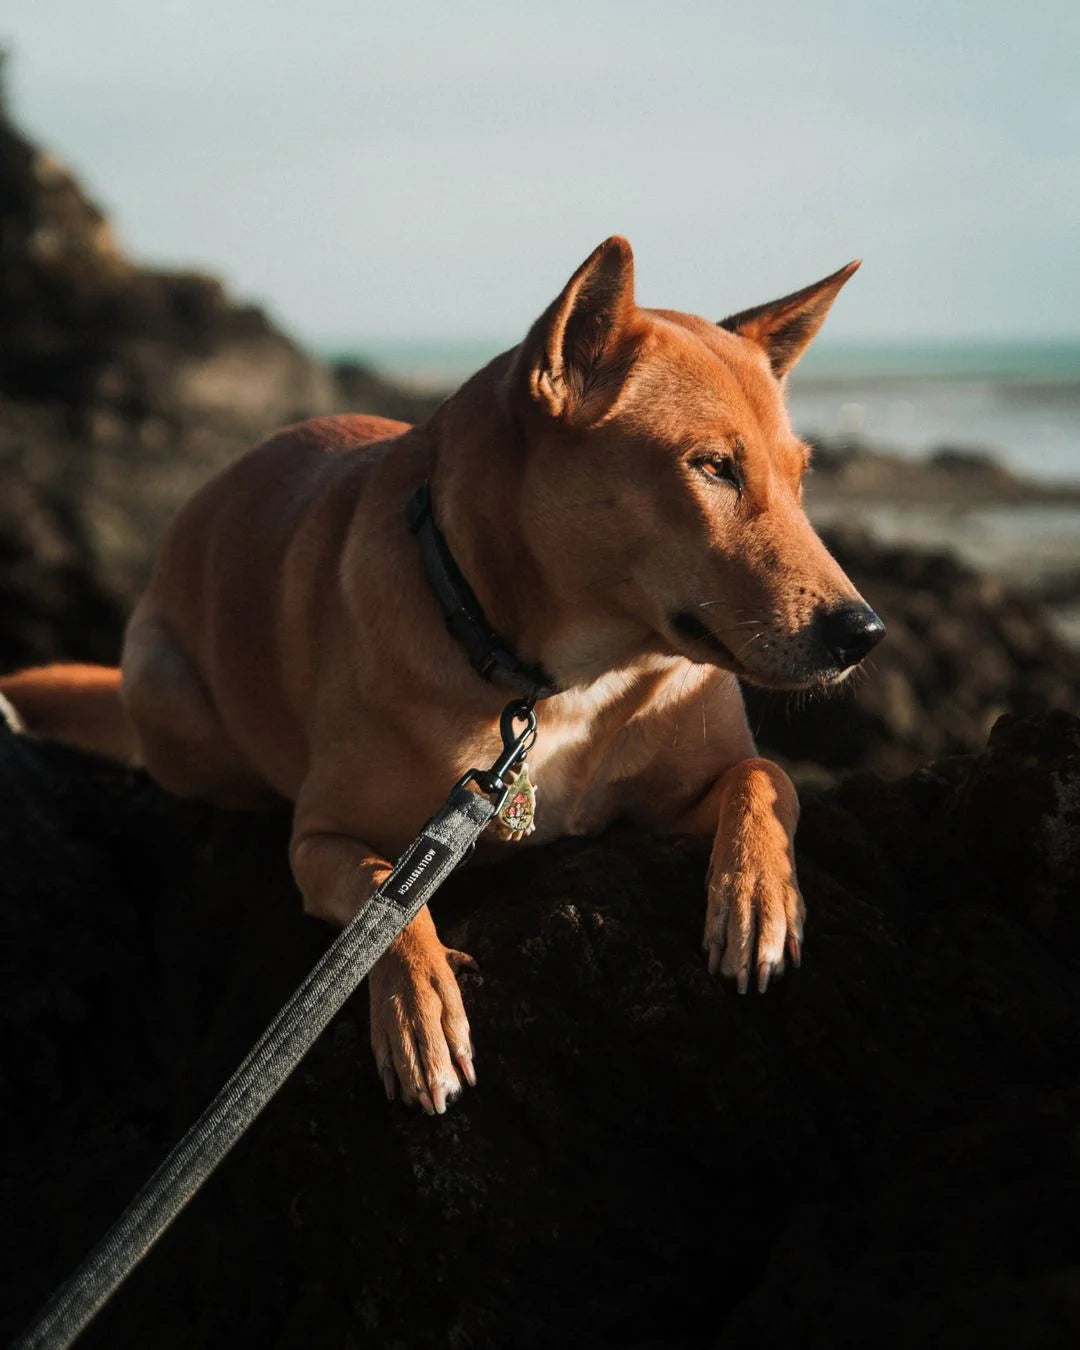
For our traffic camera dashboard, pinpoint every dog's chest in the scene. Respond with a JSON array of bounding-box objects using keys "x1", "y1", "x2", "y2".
[
  {"x1": 518, "y1": 674, "x2": 668, "y2": 842},
  {"x1": 524, "y1": 721, "x2": 613, "y2": 841}
]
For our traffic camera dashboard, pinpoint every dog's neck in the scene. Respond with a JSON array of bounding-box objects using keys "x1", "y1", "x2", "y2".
[
  {"x1": 425, "y1": 351, "x2": 658, "y2": 693},
  {"x1": 425, "y1": 358, "x2": 555, "y2": 680},
  {"x1": 406, "y1": 480, "x2": 557, "y2": 701}
]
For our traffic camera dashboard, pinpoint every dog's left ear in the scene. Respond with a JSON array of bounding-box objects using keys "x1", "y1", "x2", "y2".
[
  {"x1": 517, "y1": 236, "x2": 638, "y2": 423},
  {"x1": 719, "y1": 260, "x2": 860, "y2": 379}
]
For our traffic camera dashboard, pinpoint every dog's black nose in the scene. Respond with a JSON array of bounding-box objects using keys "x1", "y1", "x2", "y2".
[{"x1": 816, "y1": 603, "x2": 885, "y2": 670}]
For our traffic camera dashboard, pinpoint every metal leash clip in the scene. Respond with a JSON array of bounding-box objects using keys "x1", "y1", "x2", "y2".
[{"x1": 455, "y1": 699, "x2": 538, "y2": 813}]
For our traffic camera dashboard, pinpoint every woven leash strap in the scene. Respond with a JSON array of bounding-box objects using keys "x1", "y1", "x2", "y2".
[{"x1": 13, "y1": 784, "x2": 499, "y2": 1350}]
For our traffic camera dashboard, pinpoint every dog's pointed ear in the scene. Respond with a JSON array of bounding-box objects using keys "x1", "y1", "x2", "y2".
[
  {"x1": 718, "y1": 260, "x2": 860, "y2": 379},
  {"x1": 518, "y1": 236, "x2": 638, "y2": 422}
]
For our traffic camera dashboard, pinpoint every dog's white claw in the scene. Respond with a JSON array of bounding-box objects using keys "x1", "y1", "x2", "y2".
[
  {"x1": 369, "y1": 934, "x2": 478, "y2": 1114},
  {"x1": 705, "y1": 865, "x2": 803, "y2": 996},
  {"x1": 457, "y1": 1050, "x2": 477, "y2": 1087}
]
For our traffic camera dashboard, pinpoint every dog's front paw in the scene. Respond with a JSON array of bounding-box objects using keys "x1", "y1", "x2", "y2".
[
  {"x1": 368, "y1": 932, "x2": 478, "y2": 1115},
  {"x1": 704, "y1": 857, "x2": 804, "y2": 994}
]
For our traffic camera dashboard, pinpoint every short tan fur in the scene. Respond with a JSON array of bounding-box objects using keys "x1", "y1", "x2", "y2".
[{"x1": 1, "y1": 239, "x2": 883, "y2": 1114}]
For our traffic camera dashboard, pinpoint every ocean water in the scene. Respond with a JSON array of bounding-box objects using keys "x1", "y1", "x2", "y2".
[
  {"x1": 333, "y1": 338, "x2": 1080, "y2": 485},
  {"x1": 789, "y1": 341, "x2": 1080, "y2": 484}
]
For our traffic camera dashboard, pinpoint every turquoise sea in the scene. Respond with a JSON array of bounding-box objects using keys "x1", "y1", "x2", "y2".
[{"x1": 329, "y1": 339, "x2": 1080, "y2": 485}]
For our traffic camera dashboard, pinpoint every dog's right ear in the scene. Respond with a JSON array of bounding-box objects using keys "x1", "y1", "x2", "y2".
[
  {"x1": 514, "y1": 236, "x2": 638, "y2": 424},
  {"x1": 718, "y1": 260, "x2": 860, "y2": 379}
]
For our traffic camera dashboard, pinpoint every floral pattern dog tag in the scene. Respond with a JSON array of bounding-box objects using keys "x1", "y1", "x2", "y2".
[{"x1": 494, "y1": 765, "x2": 538, "y2": 842}]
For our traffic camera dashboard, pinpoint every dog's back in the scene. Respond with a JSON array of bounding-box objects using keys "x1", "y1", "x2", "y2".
[{"x1": 0, "y1": 413, "x2": 411, "y2": 773}]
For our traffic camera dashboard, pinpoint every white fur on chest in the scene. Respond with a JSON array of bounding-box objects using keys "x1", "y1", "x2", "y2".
[
  {"x1": 527, "y1": 677, "x2": 626, "y2": 837},
  {"x1": 524, "y1": 659, "x2": 720, "y2": 841}
]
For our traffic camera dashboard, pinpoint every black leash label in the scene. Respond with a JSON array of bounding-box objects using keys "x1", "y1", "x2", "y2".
[{"x1": 384, "y1": 835, "x2": 454, "y2": 906}]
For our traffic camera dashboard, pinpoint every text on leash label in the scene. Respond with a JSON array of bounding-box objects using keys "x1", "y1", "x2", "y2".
[{"x1": 385, "y1": 835, "x2": 453, "y2": 905}]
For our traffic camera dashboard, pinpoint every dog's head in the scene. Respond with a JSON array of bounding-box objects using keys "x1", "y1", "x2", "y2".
[{"x1": 501, "y1": 236, "x2": 883, "y2": 690}]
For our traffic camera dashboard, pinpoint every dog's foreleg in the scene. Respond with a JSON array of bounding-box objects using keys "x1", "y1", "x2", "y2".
[
  {"x1": 290, "y1": 830, "x2": 477, "y2": 1115},
  {"x1": 673, "y1": 758, "x2": 804, "y2": 994}
]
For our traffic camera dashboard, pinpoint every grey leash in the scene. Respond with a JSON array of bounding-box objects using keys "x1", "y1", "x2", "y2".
[{"x1": 13, "y1": 701, "x2": 539, "y2": 1350}]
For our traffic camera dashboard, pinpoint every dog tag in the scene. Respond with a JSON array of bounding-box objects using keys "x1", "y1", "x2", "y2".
[{"x1": 494, "y1": 765, "x2": 538, "y2": 842}]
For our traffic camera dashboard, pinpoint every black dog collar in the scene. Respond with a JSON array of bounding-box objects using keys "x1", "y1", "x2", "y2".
[{"x1": 406, "y1": 482, "x2": 557, "y2": 702}]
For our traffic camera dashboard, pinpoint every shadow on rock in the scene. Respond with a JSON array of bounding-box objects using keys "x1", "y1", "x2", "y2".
[{"x1": 3, "y1": 712, "x2": 1080, "y2": 1349}]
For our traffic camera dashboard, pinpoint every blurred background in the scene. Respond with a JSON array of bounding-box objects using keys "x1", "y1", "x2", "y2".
[{"x1": 1, "y1": 0, "x2": 1078, "y2": 780}]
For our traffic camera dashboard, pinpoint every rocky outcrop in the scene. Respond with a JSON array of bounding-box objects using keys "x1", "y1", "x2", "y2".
[
  {"x1": 0, "y1": 450, "x2": 126, "y2": 668},
  {"x1": 2, "y1": 711, "x2": 1079, "y2": 1349},
  {"x1": 806, "y1": 436, "x2": 1080, "y2": 506},
  {"x1": 0, "y1": 69, "x2": 438, "y2": 652},
  {"x1": 0, "y1": 69, "x2": 333, "y2": 431}
]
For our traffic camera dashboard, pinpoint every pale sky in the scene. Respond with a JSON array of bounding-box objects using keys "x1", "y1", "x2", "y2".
[{"x1": 5, "y1": 0, "x2": 1079, "y2": 346}]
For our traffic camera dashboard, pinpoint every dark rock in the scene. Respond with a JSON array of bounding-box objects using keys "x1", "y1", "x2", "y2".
[
  {"x1": 746, "y1": 527, "x2": 1080, "y2": 780},
  {"x1": 0, "y1": 460, "x2": 125, "y2": 668},
  {"x1": 332, "y1": 358, "x2": 445, "y2": 425},
  {"x1": 947, "y1": 711, "x2": 1080, "y2": 955},
  {"x1": 3, "y1": 711, "x2": 1080, "y2": 1349}
]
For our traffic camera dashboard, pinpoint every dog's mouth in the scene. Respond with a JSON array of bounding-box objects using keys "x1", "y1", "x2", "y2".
[
  {"x1": 668, "y1": 610, "x2": 850, "y2": 690},
  {"x1": 669, "y1": 612, "x2": 748, "y2": 674}
]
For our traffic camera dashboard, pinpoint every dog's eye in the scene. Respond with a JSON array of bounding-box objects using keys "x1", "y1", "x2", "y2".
[{"x1": 696, "y1": 457, "x2": 742, "y2": 492}]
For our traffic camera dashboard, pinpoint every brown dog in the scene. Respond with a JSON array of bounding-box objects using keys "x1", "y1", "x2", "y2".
[{"x1": 1, "y1": 238, "x2": 883, "y2": 1114}]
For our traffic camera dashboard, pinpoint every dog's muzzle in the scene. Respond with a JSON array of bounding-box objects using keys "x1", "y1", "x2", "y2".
[{"x1": 668, "y1": 601, "x2": 885, "y2": 687}]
